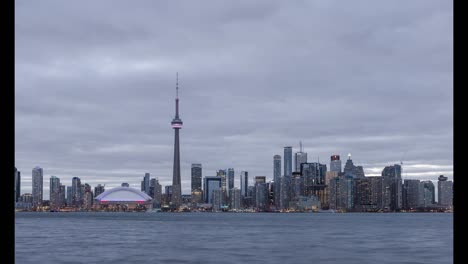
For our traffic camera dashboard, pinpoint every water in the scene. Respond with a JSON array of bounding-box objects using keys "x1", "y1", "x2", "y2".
[{"x1": 15, "y1": 212, "x2": 452, "y2": 264}]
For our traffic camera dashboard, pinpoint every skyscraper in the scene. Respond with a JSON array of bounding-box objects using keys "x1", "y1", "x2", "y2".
[
  {"x1": 171, "y1": 73, "x2": 183, "y2": 207},
  {"x1": 217, "y1": 169, "x2": 227, "y2": 192},
  {"x1": 15, "y1": 167, "x2": 21, "y2": 203},
  {"x1": 71, "y1": 177, "x2": 82, "y2": 207},
  {"x1": 294, "y1": 142, "x2": 307, "y2": 172},
  {"x1": 273, "y1": 155, "x2": 281, "y2": 207},
  {"x1": 382, "y1": 164, "x2": 402, "y2": 211},
  {"x1": 437, "y1": 175, "x2": 453, "y2": 208},
  {"x1": 152, "y1": 178, "x2": 162, "y2": 208},
  {"x1": 284, "y1": 146, "x2": 292, "y2": 177},
  {"x1": 227, "y1": 168, "x2": 235, "y2": 193},
  {"x1": 203, "y1": 176, "x2": 222, "y2": 204},
  {"x1": 141, "y1": 173, "x2": 150, "y2": 194},
  {"x1": 59, "y1": 184, "x2": 65, "y2": 208},
  {"x1": 66, "y1": 186, "x2": 72, "y2": 206},
  {"x1": 83, "y1": 183, "x2": 93, "y2": 210},
  {"x1": 343, "y1": 154, "x2": 365, "y2": 178},
  {"x1": 330, "y1": 155, "x2": 341, "y2": 173},
  {"x1": 49, "y1": 176, "x2": 61, "y2": 210},
  {"x1": 240, "y1": 171, "x2": 248, "y2": 197},
  {"x1": 422, "y1": 180, "x2": 435, "y2": 206},
  {"x1": 403, "y1": 179, "x2": 423, "y2": 209},
  {"x1": 32, "y1": 166, "x2": 43, "y2": 207},
  {"x1": 191, "y1": 164, "x2": 203, "y2": 204}
]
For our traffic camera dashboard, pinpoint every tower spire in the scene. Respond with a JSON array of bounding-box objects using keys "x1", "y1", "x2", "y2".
[{"x1": 176, "y1": 72, "x2": 179, "y2": 99}]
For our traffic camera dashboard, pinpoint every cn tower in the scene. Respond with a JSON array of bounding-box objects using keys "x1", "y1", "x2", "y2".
[{"x1": 171, "y1": 73, "x2": 183, "y2": 207}]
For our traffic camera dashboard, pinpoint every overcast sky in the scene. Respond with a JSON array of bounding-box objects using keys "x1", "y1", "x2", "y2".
[{"x1": 15, "y1": 0, "x2": 452, "y2": 199}]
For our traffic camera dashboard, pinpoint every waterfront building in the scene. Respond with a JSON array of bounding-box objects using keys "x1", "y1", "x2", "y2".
[
  {"x1": 94, "y1": 184, "x2": 105, "y2": 198},
  {"x1": 255, "y1": 182, "x2": 269, "y2": 211},
  {"x1": 191, "y1": 164, "x2": 203, "y2": 203},
  {"x1": 59, "y1": 184, "x2": 65, "y2": 208},
  {"x1": 240, "y1": 171, "x2": 248, "y2": 197},
  {"x1": 353, "y1": 177, "x2": 384, "y2": 211},
  {"x1": 94, "y1": 187, "x2": 153, "y2": 210},
  {"x1": 212, "y1": 189, "x2": 223, "y2": 211},
  {"x1": 403, "y1": 179, "x2": 424, "y2": 209},
  {"x1": 229, "y1": 187, "x2": 241, "y2": 210},
  {"x1": 284, "y1": 146, "x2": 292, "y2": 177},
  {"x1": 141, "y1": 173, "x2": 150, "y2": 194},
  {"x1": 421, "y1": 180, "x2": 436, "y2": 207},
  {"x1": 280, "y1": 175, "x2": 291, "y2": 210},
  {"x1": 329, "y1": 174, "x2": 354, "y2": 211},
  {"x1": 83, "y1": 183, "x2": 93, "y2": 210},
  {"x1": 66, "y1": 186, "x2": 72, "y2": 206},
  {"x1": 71, "y1": 177, "x2": 82, "y2": 207},
  {"x1": 273, "y1": 155, "x2": 281, "y2": 207},
  {"x1": 150, "y1": 178, "x2": 162, "y2": 208},
  {"x1": 49, "y1": 176, "x2": 61, "y2": 210},
  {"x1": 438, "y1": 175, "x2": 453, "y2": 208},
  {"x1": 32, "y1": 166, "x2": 43, "y2": 207},
  {"x1": 382, "y1": 164, "x2": 403, "y2": 211},
  {"x1": 343, "y1": 154, "x2": 365, "y2": 178},
  {"x1": 301, "y1": 162, "x2": 327, "y2": 208},
  {"x1": 203, "y1": 176, "x2": 222, "y2": 204}
]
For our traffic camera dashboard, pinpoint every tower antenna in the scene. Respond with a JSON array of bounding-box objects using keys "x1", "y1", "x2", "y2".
[{"x1": 176, "y1": 72, "x2": 179, "y2": 98}]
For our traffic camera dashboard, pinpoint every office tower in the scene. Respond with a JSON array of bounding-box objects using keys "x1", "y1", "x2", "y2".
[
  {"x1": 438, "y1": 175, "x2": 453, "y2": 207},
  {"x1": 382, "y1": 164, "x2": 403, "y2": 211},
  {"x1": 71, "y1": 177, "x2": 82, "y2": 207},
  {"x1": 66, "y1": 186, "x2": 72, "y2": 206},
  {"x1": 150, "y1": 178, "x2": 162, "y2": 208},
  {"x1": 280, "y1": 175, "x2": 291, "y2": 210},
  {"x1": 273, "y1": 155, "x2": 281, "y2": 207},
  {"x1": 49, "y1": 176, "x2": 61, "y2": 210},
  {"x1": 15, "y1": 167, "x2": 21, "y2": 203},
  {"x1": 32, "y1": 166, "x2": 43, "y2": 207},
  {"x1": 284, "y1": 146, "x2": 292, "y2": 177},
  {"x1": 94, "y1": 184, "x2": 105, "y2": 198},
  {"x1": 203, "y1": 176, "x2": 222, "y2": 204},
  {"x1": 255, "y1": 182, "x2": 269, "y2": 211},
  {"x1": 301, "y1": 162, "x2": 327, "y2": 207},
  {"x1": 229, "y1": 188, "x2": 241, "y2": 210},
  {"x1": 255, "y1": 176, "x2": 266, "y2": 184},
  {"x1": 121, "y1": 182, "x2": 130, "y2": 187},
  {"x1": 330, "y1": 155, "x2": 342, "y2": 173},
  {"x1": 403, "y1": 179, "x2": 423, "y2": 209},
  {"x1": 212, "y1": 189, "x2": 223, "y2": 211},
  {"x1": 82, "y1": 183, "x2": 93, "y2": 210},
  {"x1": 59, "y1": 184, "x2": 65, "y2": 208},
  {"x1": 227, "y1": 168, "x2": 235, "y2": 193},
  {"x1": 141, "y1": 173, "x2": 150, "y2": 194},
  {"x1": 217, "y1": 169, "x2": 227, "y2": 192},
  {"x1": 294, "y1": 141, "x2": 308, "y2": 172},
  {"x1": 353, "y1": 177, "x2": 384, "y2": 212},
  {"x1": 421, "y1": 180, "x2": 436, "y2": 207},
  {"x1": 290, "y1": 172, "x2": 304, "y2": 201},
  {"x1": 171, "y1": 73, "x2": 183, "y2": 208},
  {"x1": 329, "y1": 174, "x2": 354, "y2": 211},
  {"x1": 343, "y1": 154, "x2": 365, "y2": 178},
  {"x1": 240, "y1": 171, "x2": 248, "y2": 197},
  {"x1": 191, "y1": 164, "x2": 203, "y2": 204}
]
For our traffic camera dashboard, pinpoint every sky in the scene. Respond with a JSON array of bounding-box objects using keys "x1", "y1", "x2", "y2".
[{"x1": 15, "y1": 0, "x2": 453, "y2": 199}]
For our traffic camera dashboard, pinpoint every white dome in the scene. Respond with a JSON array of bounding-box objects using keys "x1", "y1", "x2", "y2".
[{"x1": 95, "y1": 187, "x2": 152, "y2": 203}]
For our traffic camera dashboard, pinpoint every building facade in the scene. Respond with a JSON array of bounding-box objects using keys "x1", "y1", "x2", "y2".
[{"x1": 32, "y1": 166, "x2": 43, "y2": 207}]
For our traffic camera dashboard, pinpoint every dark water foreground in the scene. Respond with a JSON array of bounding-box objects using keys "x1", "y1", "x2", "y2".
[{"x1": 15, "y1": 212, "x2": 452, "y2": 264}]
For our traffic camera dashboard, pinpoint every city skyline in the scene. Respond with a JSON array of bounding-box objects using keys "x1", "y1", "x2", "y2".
[{"x1": 15, "y1": 1, "x2": 453, "y2": 198}]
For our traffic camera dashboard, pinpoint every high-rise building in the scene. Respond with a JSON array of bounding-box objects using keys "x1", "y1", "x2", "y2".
[
  {"x1": 229, "y1": 188, "x2": 241, "y2": 210},
  {"x1": 191, "y1": 164, "x2": 203, "y2": 204},
  {"x1": 438, "y1": 175, "x2": 453, "y2": 207},
  {"x1": 325, "y1": 171, "x2": 338, "y2": 186},
  {"x1": 284, "y1": 147, "x2": 293, "y2": 177},
  {"x1": 203, "y1": 176, "x2": 222, "y2": 204},
  {"x1": 227, "y1": 168, "x2": 235, "y2": 194},
  {"x1": 353, "y1": 176, "x2": 384, "y2": 211},
  {"x1": 94, "y1": 184, "x2": 105, "y2": 198},
  {"x1": 240, "y1": 171, "x2": 248, "y2": 197},
  {"x1": 294, "y1": 141, "x2": 307, "y2": 172},
  {"x1": 15, "y1": 167, "x2": 21, "y2": 203},
  {"x1": 403, "y1": 179, "x2": 424, "y2": 209},
  {"x1": 217, "y1": 169, "x2": 227, "y2": 192},
  {"x1": 171, "y1": 73, "x2": 183, "y2": 208},
  {"x1": 273, "y1": 155, "x2": 281, "y2": 207},
  {"x1": 212, "y1": 189, "x2": 223, "y2": 211},
  {"x1": 49, "y1": 176, "x2": 61, "y2": 210},
  {"x1": 141, "y1": 173, "x2": 150, "y2": 194},
  {"x1": 32, "y1": 166, "x2": 43, "y2": 207},
  {"x1": 66, "y1": 186, "x2": 72, "y2": 206},
  {"x1": 71, "y1": 177, "x2": 82, "y2": 207},
  {"x1": 301, "y1": 162, "x2": 327, "y2": 207},
  {"x1": 82, "y1": 183, "x2": 93, "y2": 210},
  {"x1": 330, "y1": 155, "x2": 342, "y2": 173},
  {"x1": 421, "y1": 180, "x2": 435, "y2": 207},
  {"x1": 343, "y1": 154, "x2": 365, "y2": 178},
  {"x1": 255, "y1": 182, "x2": 269, "y2": 211},
  {"x1": 382, "y1": 164, "x2": 402, "y2": 211},
  {"x1": 59, "y1": 184, "x2": 65, "y2": 208},
  {"x1": 329, "y1": 174, "x2": 354, "y2": 211},
  {"x1": 280, "y1": 175, "x2": 291, "y2": 210},
  {"x1": 150, "y1": 178, "x2": 162, "y2": 208}
]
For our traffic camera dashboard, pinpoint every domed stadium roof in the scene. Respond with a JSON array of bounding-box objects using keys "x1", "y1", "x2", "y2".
[{"x1": 95, "y1": 187, "x2": 152, "y2": 204}]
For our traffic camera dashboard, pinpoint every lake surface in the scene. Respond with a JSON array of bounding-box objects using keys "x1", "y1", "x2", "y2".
[{"x1": 15, "y1": 212, "x2": 453, "y2": 264}]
